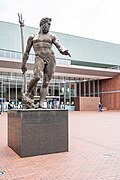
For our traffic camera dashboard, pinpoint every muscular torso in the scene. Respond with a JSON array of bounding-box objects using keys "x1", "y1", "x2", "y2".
[{"x1": 33, "y1": 33, "x2": 55, "y2": 60}]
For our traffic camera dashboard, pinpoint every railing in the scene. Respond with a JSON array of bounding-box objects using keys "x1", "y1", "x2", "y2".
[
  {"x1": 0, "y1": 48, "x2": 71, "y2": 66},
  {"x1": 0, "y1": 48, "x2": 34, "y2": 62}
]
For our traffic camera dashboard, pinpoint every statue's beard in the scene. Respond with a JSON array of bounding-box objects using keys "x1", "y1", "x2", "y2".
[{"x1": 42, "y1": 27, "x2": 49, "y2": 34}]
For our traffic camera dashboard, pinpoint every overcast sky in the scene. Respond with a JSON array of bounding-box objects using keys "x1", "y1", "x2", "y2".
[{"x1": 1, "y1": 0, "x2": 120, "y2": 44}]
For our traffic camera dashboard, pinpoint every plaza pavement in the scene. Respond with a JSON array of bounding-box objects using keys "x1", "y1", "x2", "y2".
[{"x1": 0, "y1": 110, "x2": 120, "y2": 180}]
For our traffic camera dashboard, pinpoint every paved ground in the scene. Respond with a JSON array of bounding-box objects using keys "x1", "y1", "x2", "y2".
[{"x1": 0, "y1": 111, "x2": 120, "y2": 180}]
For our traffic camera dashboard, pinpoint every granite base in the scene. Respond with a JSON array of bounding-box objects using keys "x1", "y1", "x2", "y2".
[{"x1": 8, "y1": 109, "x2": 68, "y2": 157}]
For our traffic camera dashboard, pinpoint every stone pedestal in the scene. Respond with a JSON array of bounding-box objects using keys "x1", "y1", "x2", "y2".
[{"x1": 8, "y1": 109, "x2": 68, "y2": 157}]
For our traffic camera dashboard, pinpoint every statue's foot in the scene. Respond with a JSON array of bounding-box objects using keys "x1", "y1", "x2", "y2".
[
  {"x1": 39, "y1": 103, "x2": 47, "y2": 109},
  {"x1": 22, "y1": 93, "x2": 34, "y2": 104},
  {"x1": 22, "y1": 93, "x2": 38, "y2": 109},
  {"x1": 23, "y1": 100, "x2": 38, "y2": 109},
  {"x1": 27, "y1": 102, "x2": 38, "y2": 109},
  {"x1": 39, "y1": 105, "x2": 47, "y2": 109}
]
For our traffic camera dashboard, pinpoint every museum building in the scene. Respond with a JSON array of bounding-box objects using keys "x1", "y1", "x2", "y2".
[{"x1": 0, "y1": 21, "x2": 120, "y2": 111}]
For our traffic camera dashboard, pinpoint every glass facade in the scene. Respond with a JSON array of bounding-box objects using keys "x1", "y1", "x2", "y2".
[{"x1": 0, "y1": 71, "x2": 100, "y2": 111}]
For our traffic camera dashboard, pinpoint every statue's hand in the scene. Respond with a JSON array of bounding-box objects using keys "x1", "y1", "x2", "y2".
[
  {"x1": 63, "y1": 50, "x2": 71, "y2": 57},
  {"x1": 21, "y1": 64, "x2": 27, "y2": 74}
]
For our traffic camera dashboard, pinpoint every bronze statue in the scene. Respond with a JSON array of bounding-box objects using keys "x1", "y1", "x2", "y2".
[{"x1": 21, "y1": 17, "x2": 71, "y2": 108}]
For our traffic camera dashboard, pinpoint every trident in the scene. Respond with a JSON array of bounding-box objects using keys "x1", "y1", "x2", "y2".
[{"x1": 18, "y1": 13, "x2": 27, "y2": 94}]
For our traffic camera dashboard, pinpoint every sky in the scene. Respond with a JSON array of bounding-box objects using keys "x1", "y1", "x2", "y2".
[{"x1": 1, "y1": 0, "x2": 120, "y2": 44}]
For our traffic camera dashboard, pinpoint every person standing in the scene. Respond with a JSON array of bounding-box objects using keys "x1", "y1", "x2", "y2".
[{"x1": 98, "y1": 102, "x2": 102, "y2": 112}]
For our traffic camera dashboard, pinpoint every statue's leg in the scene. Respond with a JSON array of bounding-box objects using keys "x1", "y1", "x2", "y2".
[
  {"x1": 39, "y1": 72, "x2": 51, "y2": 108},
  {"x1": 39, "y1": 58, "x2": 56, "y2": 108},
  {"x1": 23, "y1": 58, "x2": 44, "y2": 104}
]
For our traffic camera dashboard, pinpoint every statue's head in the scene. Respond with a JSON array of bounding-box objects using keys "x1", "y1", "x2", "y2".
[
  {"x1": 39, "y1": 17, "x2": 52, "y2": 27},
  {"x1": 39, "y1": 17, "x2": 52, "y2": 34}
]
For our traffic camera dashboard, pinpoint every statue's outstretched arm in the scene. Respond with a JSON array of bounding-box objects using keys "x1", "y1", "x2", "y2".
[{"x1": 52, "y1": 35, "x2": 71, "y2": 57}]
